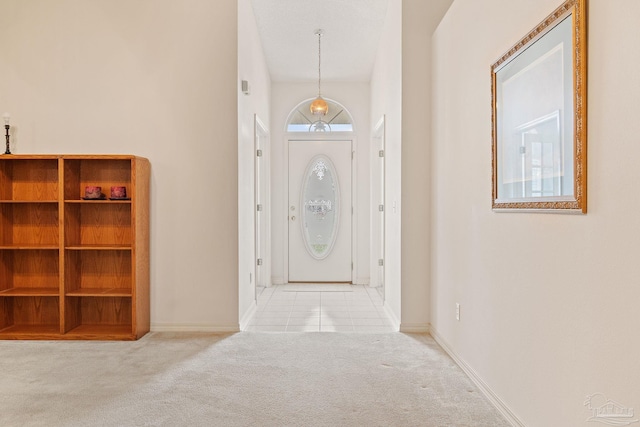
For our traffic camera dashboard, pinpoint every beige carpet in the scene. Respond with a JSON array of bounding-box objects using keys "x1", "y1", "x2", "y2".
[{"x1": 0, "y1": 332, "x2": 509, "y2": 427}]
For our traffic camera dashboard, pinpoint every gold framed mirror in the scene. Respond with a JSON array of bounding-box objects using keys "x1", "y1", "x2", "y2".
[{"x1": 491, "y1": 0, "x2": 587, "y2": 212}]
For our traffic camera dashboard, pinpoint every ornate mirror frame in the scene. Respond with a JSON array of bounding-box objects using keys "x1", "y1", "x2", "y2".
[{"x1": 491, "y1": 0, "x2": 587, "y2": 212}]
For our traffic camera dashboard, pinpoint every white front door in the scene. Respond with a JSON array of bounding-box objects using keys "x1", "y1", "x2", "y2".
[{"x1": 288, "y1": 140, "x2": 352, "y2": 282}]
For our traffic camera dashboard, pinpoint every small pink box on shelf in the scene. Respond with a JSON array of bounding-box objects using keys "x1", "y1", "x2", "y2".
[
  {"x1": 83, "y1": 186, "x2": 103, "y2": 199},
  {"x1": 110, "y1": 186, "x2": 128, "y2": 199}
]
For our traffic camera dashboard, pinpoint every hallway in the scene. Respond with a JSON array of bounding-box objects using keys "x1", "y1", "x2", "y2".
[{"x1": 247, "y1": 284, "x2": 395, "y2": 332}]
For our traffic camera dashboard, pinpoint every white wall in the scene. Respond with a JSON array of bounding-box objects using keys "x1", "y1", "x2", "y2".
[
  {"x1": 237, "y1": 0, "x2": 271, "y2": 327},
  {"x1": 270, "y1": 82, "x2": 370, "y2": 285},
  {"x1": 370, "y1": 0, "x2": 402, "y2": 325},
  {"x1": 401, "y1": 0, "x2": 454, "y2": 331},
  {"x1": 432, "y1": 0, "x2": 640, "y2": 425},
  {"x1": 0, "y1": 0, "x2": 240, "y2": 331},
  {"x1": 370, "y1": 0, "x2": 453, "y2": 330}
]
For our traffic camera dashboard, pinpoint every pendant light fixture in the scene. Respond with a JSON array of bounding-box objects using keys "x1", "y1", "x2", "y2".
[{"x1": 310, "y1": 29, "x2": 329, "y2": 116}]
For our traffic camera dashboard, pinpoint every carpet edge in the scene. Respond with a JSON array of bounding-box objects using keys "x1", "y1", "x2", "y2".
[{"x1": 151, "y1": 323, "x2": 240, "y2": 333}]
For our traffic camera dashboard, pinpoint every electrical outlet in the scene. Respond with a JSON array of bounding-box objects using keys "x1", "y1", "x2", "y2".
[{"x1": 455, "y1": 303, "x2": 460, "y2": 321}]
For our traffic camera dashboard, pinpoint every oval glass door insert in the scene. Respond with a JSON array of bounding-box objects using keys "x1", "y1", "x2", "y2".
[{"x1": 301, "y1": 155, "x2": 340, "y2": 259}]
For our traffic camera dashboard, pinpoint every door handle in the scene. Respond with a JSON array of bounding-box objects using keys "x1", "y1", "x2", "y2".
[{"x1": 291, "y1": 216, "x2": 296, "y2": 221}]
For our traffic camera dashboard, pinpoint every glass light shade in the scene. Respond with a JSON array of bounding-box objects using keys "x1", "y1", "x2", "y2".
[{"x1": 310, "y1": 97, "x2": 329, "y2": 116}]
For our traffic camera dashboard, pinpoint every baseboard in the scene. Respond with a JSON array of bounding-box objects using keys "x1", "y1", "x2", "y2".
[
  {"x1": 399, "y1": 322, "x2": 430, "y2": 333},
  {"x1": 429, "y1": 326, "x2": 525, "y2": 427},
  {"x1": 271, "y1": 276, "x2": 285, "y2": 285},
  {"x1": 355, "y1": 277, "x2": 370, "y2": 286},
  {"x1": 239, "y1": 301, "x2": 258, "y2": 331},
  {"x1": 151, "y1": 323, "x2": 240, "y2": 333}
]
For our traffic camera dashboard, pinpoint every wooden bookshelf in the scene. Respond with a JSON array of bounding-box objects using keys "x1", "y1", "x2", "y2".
[{"x1": 0, "y1": 155, "x2": 149, "y2": 340}]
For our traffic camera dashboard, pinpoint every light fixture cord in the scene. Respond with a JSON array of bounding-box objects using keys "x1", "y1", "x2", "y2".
[{"x1": 317, "y1": 31, "x2": 322, "y2": 97}]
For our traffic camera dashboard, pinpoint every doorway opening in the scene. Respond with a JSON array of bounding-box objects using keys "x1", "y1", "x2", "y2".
[
  {"x1": 254, "y1": 115, "x2": 270, "y2": 301},
  {"x1": 282, "y1": 98, "x2": 357, "y2": 285},
  {"x1": 243, "y1": 97, "x2": 397, "y2": 332},
  {"x1": 372, "y1": 116, "x2": 385, "y2": 301}
]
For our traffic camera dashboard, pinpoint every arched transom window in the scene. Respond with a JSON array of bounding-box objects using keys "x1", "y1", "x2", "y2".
[{"x1": 287, "y1": 98, "x2": 354, "y2": 132}]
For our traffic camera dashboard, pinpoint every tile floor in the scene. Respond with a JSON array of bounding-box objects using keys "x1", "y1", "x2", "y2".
[{"x1": 245, "y1": 283, "x2": 396, "y2": 332}]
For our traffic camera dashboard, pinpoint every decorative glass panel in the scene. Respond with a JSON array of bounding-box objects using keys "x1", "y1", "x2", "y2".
[
  {"x1": 287, "y1": 99, "x2": 354, "y2": 133},
  {"x1": 301, "y1": 155, "x2": 340, "y2": 259}
]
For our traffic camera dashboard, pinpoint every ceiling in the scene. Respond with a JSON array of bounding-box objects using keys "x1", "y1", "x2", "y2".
[{"x1": 250, "y1": 0, "x2": 390, "y2": 83}]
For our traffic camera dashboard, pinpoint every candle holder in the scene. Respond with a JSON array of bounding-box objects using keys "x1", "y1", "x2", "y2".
[
  {"x1": 4, "y1": 124, "x2": 10, "y2": 155},
  {"x1": 3, "y1": 113, "x2": 10, "y2": 155}
]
